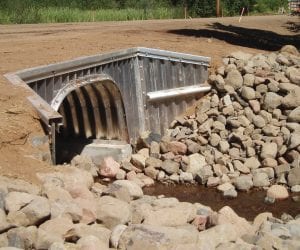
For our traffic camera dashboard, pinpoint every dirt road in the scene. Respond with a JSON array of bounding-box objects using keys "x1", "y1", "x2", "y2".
[{"x1": 0, "y1": 15, "x2": 299, "y2": 183}]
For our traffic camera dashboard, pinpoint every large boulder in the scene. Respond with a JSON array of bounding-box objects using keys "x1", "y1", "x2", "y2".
[
  {"x1": 96, "y1": 196, "x2": 131, "y2": 229},
  {"x1": 225, "y1": 69, "x2": 243, "y2": 90},
  {"x1": 143, "y1": 203, "x2": 196, "y2": 227},
  {"x1": 118, "y1": 224, "x2": 199, "y2": 250}
]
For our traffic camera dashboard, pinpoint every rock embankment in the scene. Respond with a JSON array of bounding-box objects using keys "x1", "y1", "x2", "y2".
[
  {"x1": 116, "y1": 45, "x2": 300, "y2": 201},
  {"x1": 0, "y1": 169, "x2": 299, "y2": 250}
]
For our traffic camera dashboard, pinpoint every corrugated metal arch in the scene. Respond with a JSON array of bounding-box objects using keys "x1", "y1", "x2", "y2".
[{"x1": 55, "y1": 74, "x2": 129, "y2": 141}]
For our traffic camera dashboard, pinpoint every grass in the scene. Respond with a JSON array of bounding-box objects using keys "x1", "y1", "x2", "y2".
[{"x1": 0, "y1": 7, "x2": 184, "y2": 24}]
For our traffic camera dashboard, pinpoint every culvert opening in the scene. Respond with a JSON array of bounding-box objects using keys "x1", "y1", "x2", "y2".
[{"x1": 55, "y1": 79, "x2": 129, "y2": 164}]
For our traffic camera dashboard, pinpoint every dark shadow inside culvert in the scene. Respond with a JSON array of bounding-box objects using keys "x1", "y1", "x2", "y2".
[{"x1": 55, "y1": 80, "x2": 129, "y2": 164}]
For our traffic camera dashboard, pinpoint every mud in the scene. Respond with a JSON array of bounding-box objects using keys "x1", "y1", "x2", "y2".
[{"x1": 144, "y1": 183, "x2": 300, "y2": 221}]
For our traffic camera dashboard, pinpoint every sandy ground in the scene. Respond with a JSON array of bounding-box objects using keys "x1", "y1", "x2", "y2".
[{"x1": 0, "y1": 15, "x2": 299, "y2": 184}]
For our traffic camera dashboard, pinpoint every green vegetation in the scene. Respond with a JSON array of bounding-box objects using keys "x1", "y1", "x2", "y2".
[{"x1": 0, "y1": 0, "x2": 289, "y2": 24}]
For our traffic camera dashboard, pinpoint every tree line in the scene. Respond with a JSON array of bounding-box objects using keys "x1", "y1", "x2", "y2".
[{"x1": 0, "y1": 0, "x2": 289, "y2": 24}]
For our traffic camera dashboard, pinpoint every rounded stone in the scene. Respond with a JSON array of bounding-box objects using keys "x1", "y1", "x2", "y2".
[{"x1": 267, "y1": 185, "x2": 289, "y2": 200}]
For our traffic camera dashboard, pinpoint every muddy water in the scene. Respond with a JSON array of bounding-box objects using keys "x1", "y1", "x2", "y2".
[{"x1": 143, "y1": 184, "x2": 300, "y2": 221}]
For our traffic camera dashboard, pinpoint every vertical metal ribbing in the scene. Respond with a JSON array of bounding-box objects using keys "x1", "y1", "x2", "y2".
[
  {"x1": 103, "y1": 82, "x2": 128, "y2": 141},
  {"x1": 66, "y1": 93, "x2": 80, "y2": 136},
  {"x1": 84, "y1": 84, "x2": 105, "y2": 139},
  {"x1": 58, "y1": 104, "x2": 69, "y2": 137},
  {"x1": 94, "y1": 84, "x2": 115, "y2": 140},
  {"x1": 75, "y1": 88, "x2": 92, "y2": 138}
]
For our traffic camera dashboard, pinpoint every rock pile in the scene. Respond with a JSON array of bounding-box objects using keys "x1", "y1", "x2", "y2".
[
  {"x1": 0, "y1": 170, "x2": 299, "y2": 249},
  {"x1": 119, "y1": 45, "x2": 300, "y2": 200}
]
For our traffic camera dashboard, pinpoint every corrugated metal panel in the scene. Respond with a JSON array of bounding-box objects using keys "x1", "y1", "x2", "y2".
[{"x1": 5, "y1": 47, "x2": 210, "y2": 144}]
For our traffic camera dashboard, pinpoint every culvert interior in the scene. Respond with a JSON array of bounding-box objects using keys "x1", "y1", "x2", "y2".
[{"x1": 56, "y1": 79, "x2": 129, "y2": 163}]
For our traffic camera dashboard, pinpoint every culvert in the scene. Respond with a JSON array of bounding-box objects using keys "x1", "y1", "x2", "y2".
[{"x1": 5, "y1": 48, "x2": 211, "y2": 164}]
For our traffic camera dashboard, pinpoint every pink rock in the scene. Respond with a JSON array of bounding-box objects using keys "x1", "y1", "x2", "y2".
[
  {"x1": 126, "y1": 171, "x2": 137, "y2": 180},
  {"x1": 68, "y1": 186, "x2": 94, "y2": 200},
  {"x1": 99, "y1": 157, "x2": 120, "y2": 178},
  {"x1": 137, "y1": 173, "x2": 155, "y2": 187},
  {"x1": 192, "y1": 215, "x2": 207, "y2": 231},
  {"x1": 161, "y1": 141, "x2": 187, "y2": 155}
]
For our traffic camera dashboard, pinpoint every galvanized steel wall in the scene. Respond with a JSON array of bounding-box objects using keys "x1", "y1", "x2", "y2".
[{"x1": 5, "y1": 47, "x2": 210, "y2": 144}]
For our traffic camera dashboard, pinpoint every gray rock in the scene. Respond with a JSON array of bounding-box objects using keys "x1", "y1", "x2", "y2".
[
  {"x1": 225, "y1": 69, "x2": 243, "y2": 90},
  {"x1": 273, "y1": 163, "x2": 290, "y2": 177},
  {"x1": 233, "y1": 160, "x2": 250, "y2": 174},
  {"x1": 287, "y1": 67, "x2": 300, "y2": 85},
  {"x1": 112, "y1": 180, "x2": 143, "y2": 199},
  {"x1": 183, "y1": 153, "x2": 207, "y2": 176},
  {"x1": 219, "y1": 141, "x2": 230, "y2": 153},
  {"x1": 241, "y1": 86, "x2": 256, "y2": 100},
  {"x1": 282, "y1": 87, "x2": 300, "y2": 109},
  {"x1": 70, "y1": 155, "x2": 98, "y2": 177},
  {"x1": 0, "y1": 233, "x2": 8, "y2": 248},
  {"x1": 244, "y1": 157, "x2": 261, "y2": 169},
  {"x1": 260, "y1": 142, "x2": 278, "y2": 159},
  {"x1": 288, "y1": 132, "x2": 300, "y2": 149},
  {"x1": 0, "y1": 186, "x2": 8, "y2": 210},
  {"x1": 0, "y1": 176, "x2": 40, "y2": 195},
  {"x1": 72, "y1": 223, "x2": 111, "y2": 247},
  {"x1": 234, "y1": 175, "x2": 253, "y2": 191},
  {"x1": 77, "y1": 235, "x2": 109, "y2": 250},
  {"x1": 243, "y1": 74, "x2": 255, "y2": 87},
  {"x1": 207, "y1": 177, "x2": 221, "y2": 187},
  {"x1": 116, "y1": 169, "x2": 126, "y2": 180},
  {"x1": 144, "y1": 166, "x2": 159, "y2": 179},
  {"x1": 18, "y1": 196, "x2": 50, "y2": 226},
  {"x1": 161, "y1": 160, "x2": 180, "y2": 175},
  {"x1": 291, "y1": 185, "x2": 300, "y2": 192},
  {"x1": 145, "y1": 157, "x2": 162, "y2": 169},
  {"x1": 253, "y1": 115, "x2": 266, "y2": 128},
  {"x1": 35, "y1": 217, "x2": 74, "y2": 249},
  {"x1": 197, "y1": 224, "x2": 238, "y2": 249},
  {"x1": 213, "y1": 121, "x2": 225, "y2": 131},
  {"x1": 179, "y1": 172, "x2": 194, "y2": 183},
  {"x1": 195, "y1": 166, "x2": 214, "y2": 185},
  {"x1": 223, "y1": 189, "x2": 238, "y2": 198},
  {"x1": 7, "y1": 226, "x2": 37, "y2": 250},
  {"x1": 263, "y1": 92, "x2": 282, "y2": 110},
  {"x1": 143, "y1": 203, "x2": 196, "y2": 227},
  {"x1": 209, "y1": 133, "x2": 221, "y2": 147},
  {"x1": 5, "y1": 192, "x2": 35, "y2": 212},
  {"x1": 169, "y1": 174, "x2": 180, "y2": 183},
  {"x1": 262, "y1": 125, "x2": 280, "y2": 137},
  {"x1": 150, "y1": 141, "x2": 160, "y2": 158},
  {"x1": 118, "y1": 224, "x2": 199, "y2": 249},
  {"x1": 288, "y1": 168, "x2": 300, "y2": 187},
  {"x1": 110, "y1": 224, "x2": 127, "y2": 249},
  {"x1": 256, "y1": 84, "x2": 268, "y2": 94},
  {"x1": 230, "y1": 51, "x2": 253, "y2": 61},
  {"x1": 253, "y1": 173, "x2": 270, "y2": 187},
  {"x1": 288, "y1": 106, "x2": 300, "y2": 122}
]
